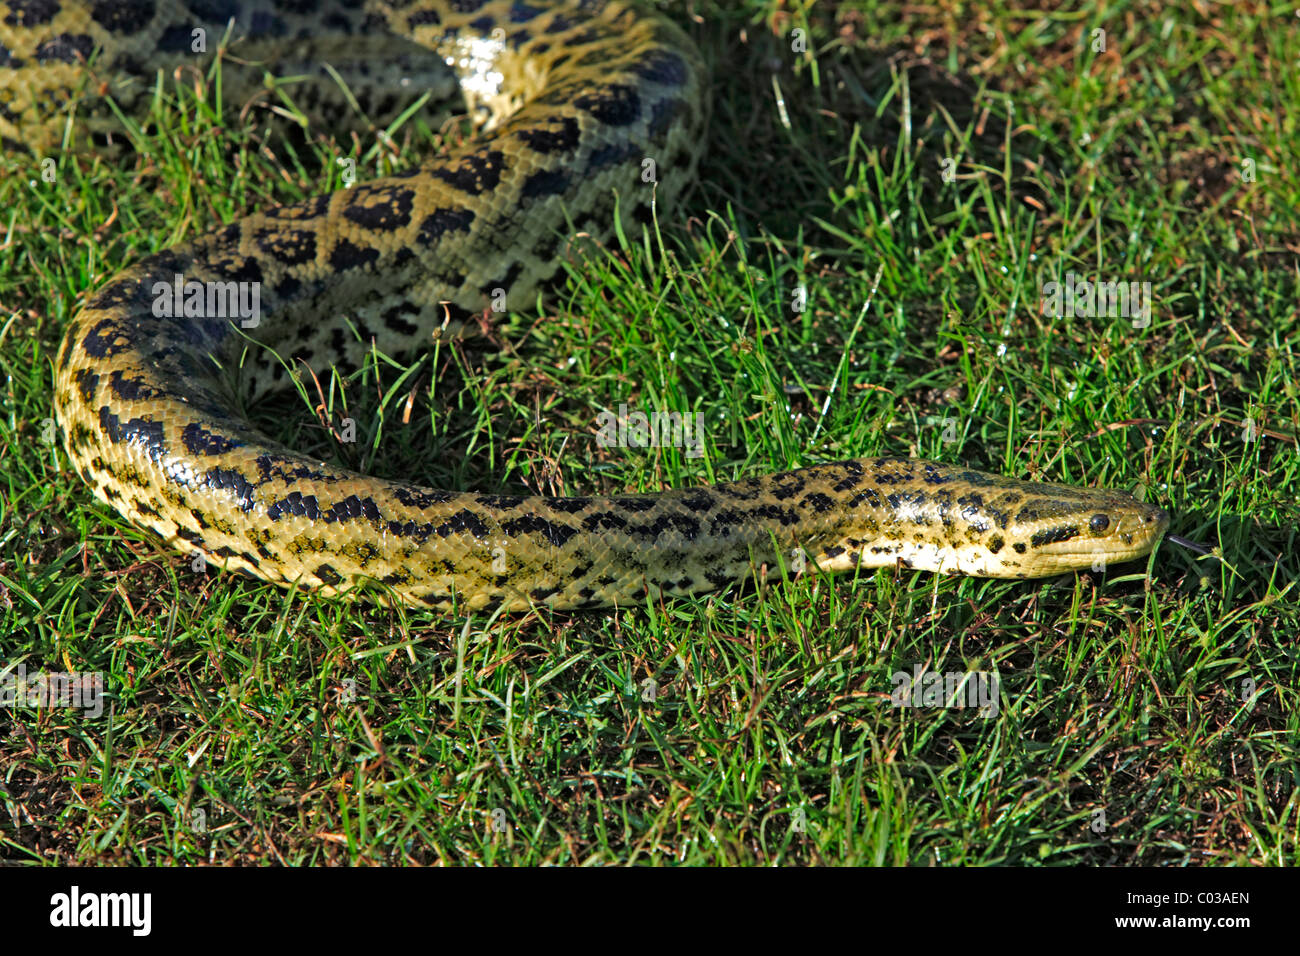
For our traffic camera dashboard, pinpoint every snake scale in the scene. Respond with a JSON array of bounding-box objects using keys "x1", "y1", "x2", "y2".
[{"x1": 10, "y1": 0, "x2": 1170, "y2": 612}]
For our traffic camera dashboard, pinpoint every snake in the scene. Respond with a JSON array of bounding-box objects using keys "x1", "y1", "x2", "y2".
[{"x1": 8, "y1": 0, "x2": 1171, "y2": 612}]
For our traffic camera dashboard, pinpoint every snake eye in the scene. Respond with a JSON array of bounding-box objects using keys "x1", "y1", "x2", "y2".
[{"x1": 1089, "y1": 513, "x2": 1110, "y2": 533}]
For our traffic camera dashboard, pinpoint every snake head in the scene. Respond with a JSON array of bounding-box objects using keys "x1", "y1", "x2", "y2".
[{"x1": 1015, "y1": 494, "x2": 1171, "y2": 575}]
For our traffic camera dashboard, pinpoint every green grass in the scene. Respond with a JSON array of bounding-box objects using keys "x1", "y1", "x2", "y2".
[{"x1": 1, "y1": 0, "x2": 1297, "y2": 865}]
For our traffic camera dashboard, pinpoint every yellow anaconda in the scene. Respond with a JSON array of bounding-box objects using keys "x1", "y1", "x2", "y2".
[{"x1": 15, "y1": 0, "x2": 1169, "y2": 612}]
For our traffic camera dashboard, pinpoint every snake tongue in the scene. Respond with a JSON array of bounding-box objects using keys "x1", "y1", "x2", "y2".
[{"x1": 1165, "y1": 532, "x2": 1214, "y2": 557}]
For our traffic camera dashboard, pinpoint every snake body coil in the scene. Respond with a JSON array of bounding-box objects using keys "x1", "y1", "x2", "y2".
[{"x1": 11, "y1": 0, "x2": 1168, "y2": 611}]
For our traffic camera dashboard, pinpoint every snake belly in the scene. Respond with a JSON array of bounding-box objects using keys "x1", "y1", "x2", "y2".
[{"x1": 21, "y1": 0, "x2": 1169, "y2": 611}]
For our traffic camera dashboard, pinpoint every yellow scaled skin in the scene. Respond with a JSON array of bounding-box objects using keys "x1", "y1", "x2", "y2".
[{"x1": 10, "y1": 0, "x2": 1170, "y2": 610}]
